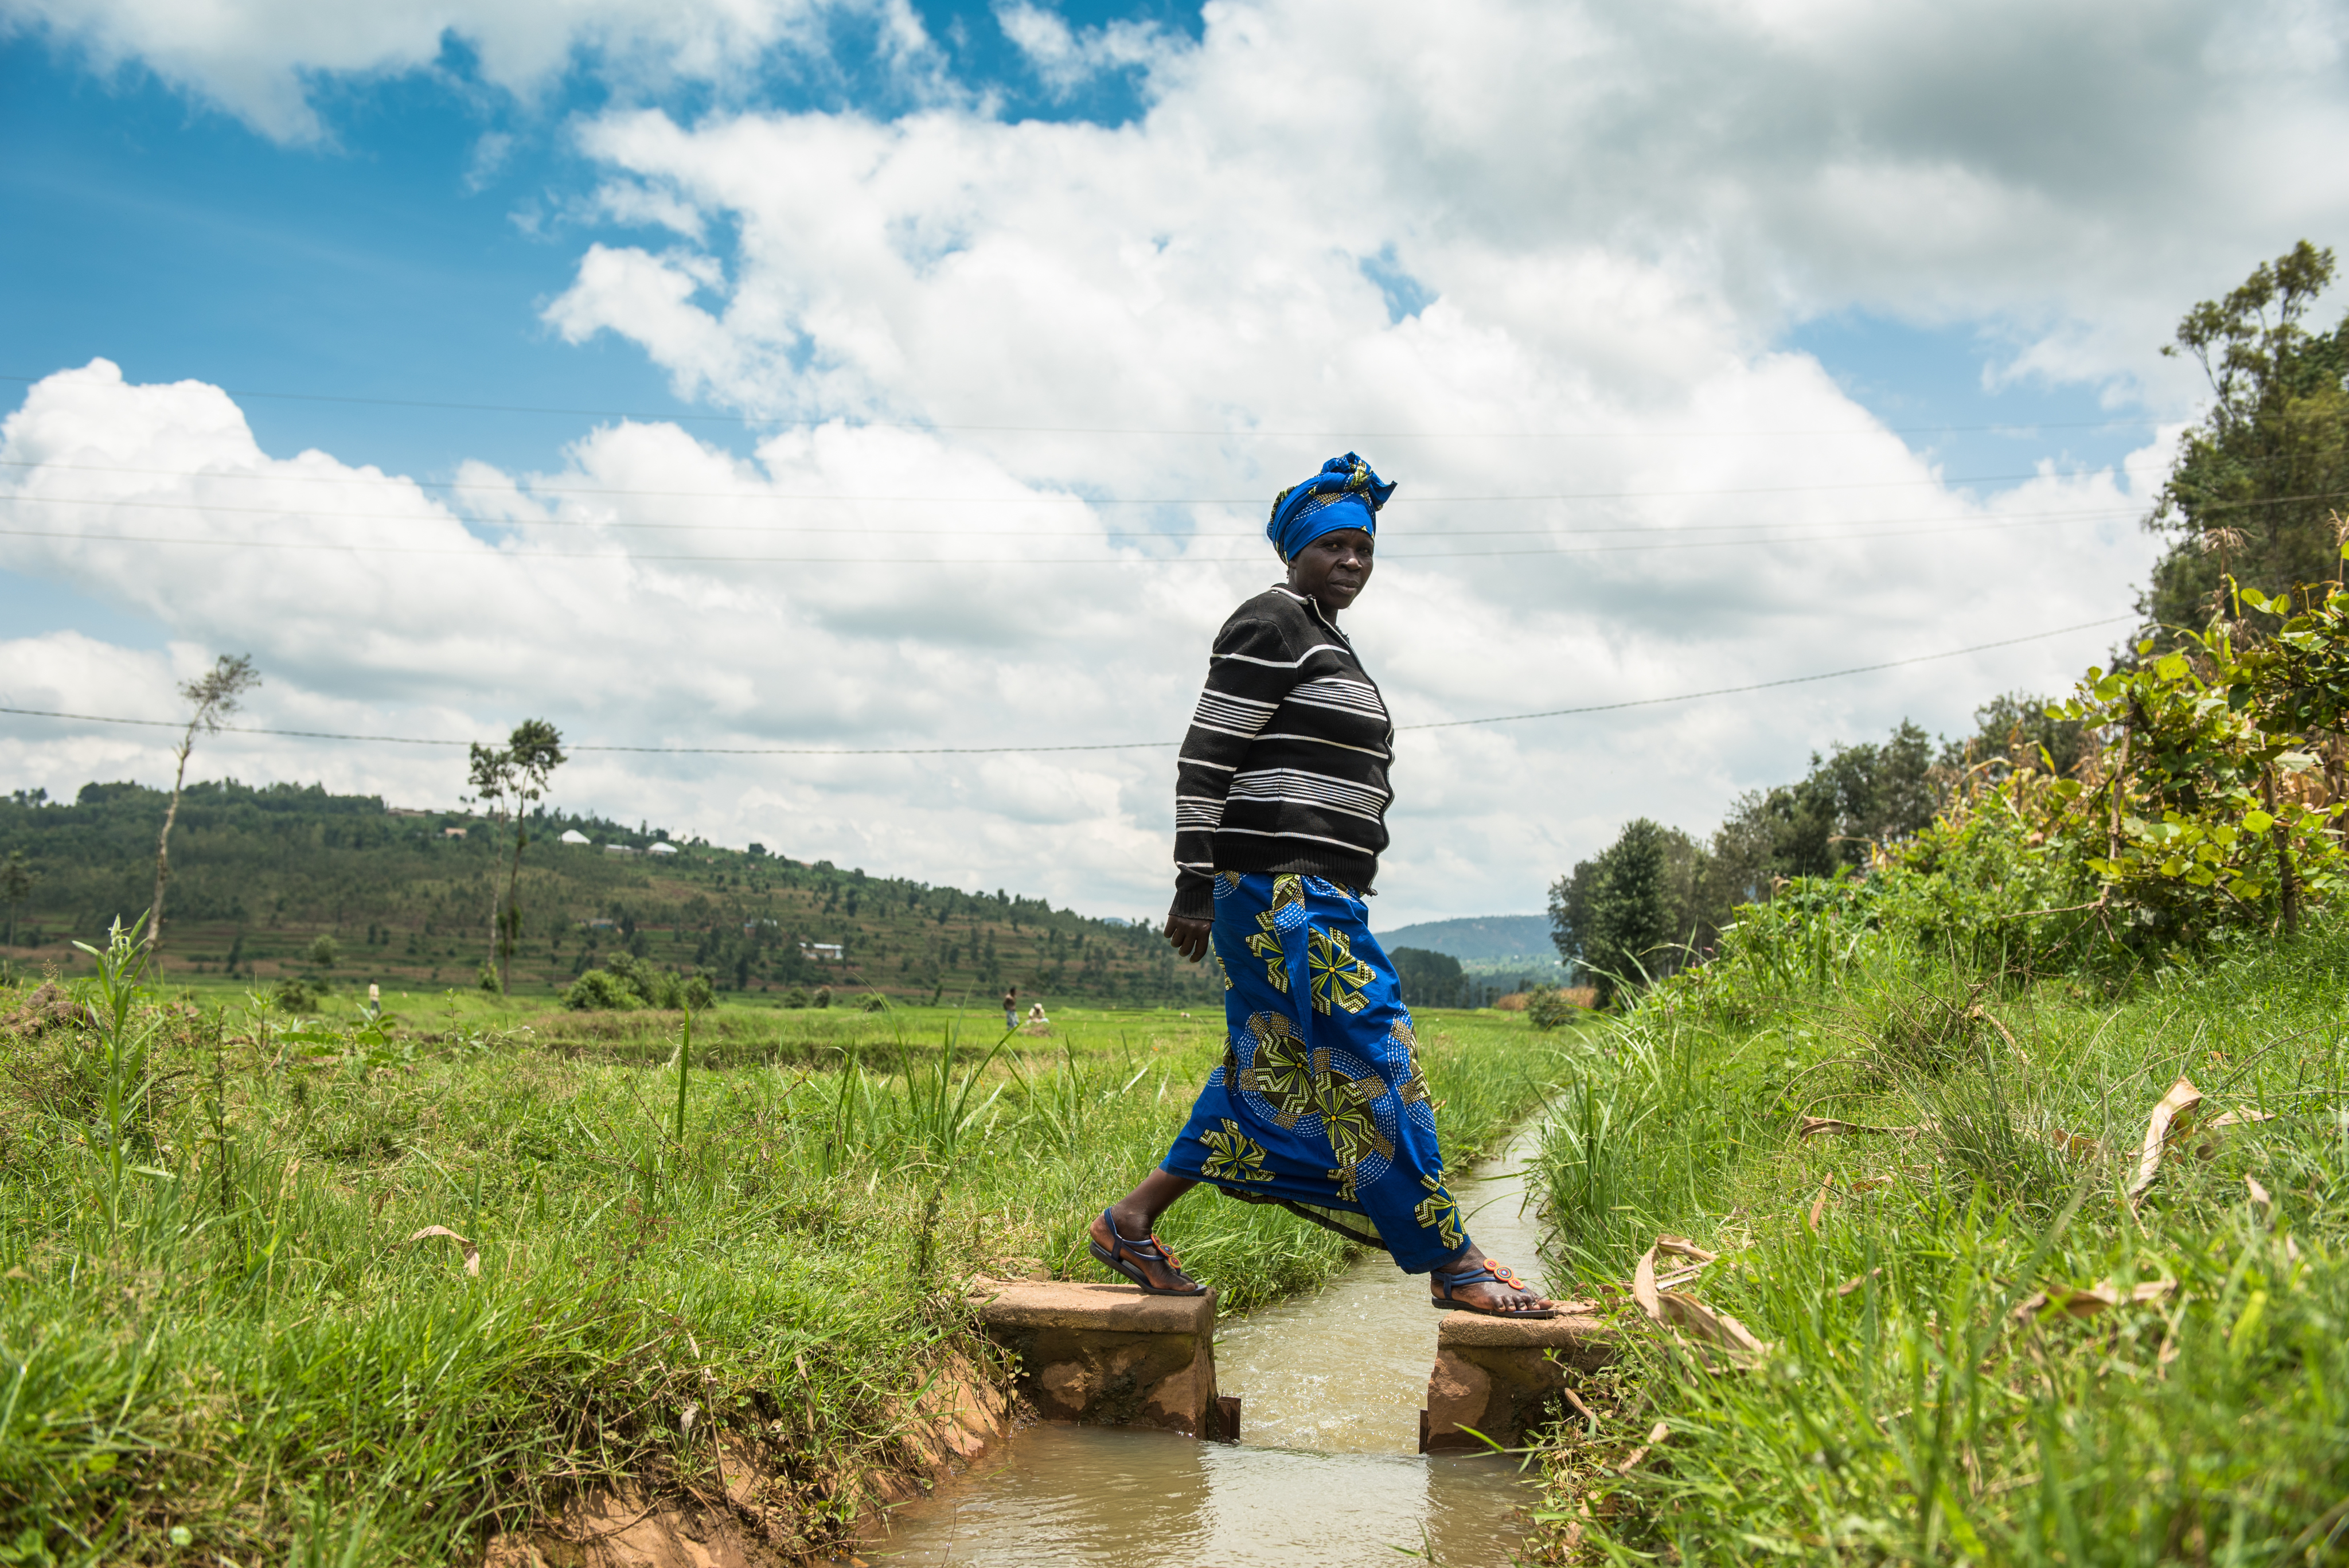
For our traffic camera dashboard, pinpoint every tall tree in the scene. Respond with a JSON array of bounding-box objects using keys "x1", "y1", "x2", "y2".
[
  {"x1": 466, "y1": 740, "x2": 513, "y2": 985},
  {"x1": 1, "y1": 849, "x2": 36, "y2": 949},
  {"x1": 469, "y1": 720, "x2": 567, "y2": 994},
  {"x1": 2143, "y1": 241, "x2": 2349, "y2": 637},
  {"x1": 1551, "y1": 818, "x2": 1694, "y2": 1007},
  {"x1": 151, "y1": 654, "x2": 259, "y2": 955}
]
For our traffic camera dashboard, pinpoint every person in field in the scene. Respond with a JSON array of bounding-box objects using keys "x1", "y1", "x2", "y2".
[{"x1": 1084, "y1": 454, "x2": 1555, "y2": 1318}]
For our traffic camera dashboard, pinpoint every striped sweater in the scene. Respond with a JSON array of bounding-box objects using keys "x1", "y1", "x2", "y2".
[{"x1": 1172, "y1": 585, "x2": 1394, "y2": 919}]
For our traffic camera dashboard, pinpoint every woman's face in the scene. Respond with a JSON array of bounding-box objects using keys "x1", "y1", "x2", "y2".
[{"x1": 1285, "y1": 528, "x2": 1375, "y2": 612}]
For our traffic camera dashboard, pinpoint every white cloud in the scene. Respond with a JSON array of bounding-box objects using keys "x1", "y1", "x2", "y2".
[
  {"x1": 11, "y1": 0, "x2": 2347, "y2": 925},
  {"x1": 993, "y1": 1, "x2": 1169, "y2": 96},
  {"x1": 0, "y1": 0, "x2": 936, "y2": 141}
]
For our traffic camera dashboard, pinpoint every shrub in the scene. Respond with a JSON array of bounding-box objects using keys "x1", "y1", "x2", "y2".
[
  {"x1": 1525, "y1": 986, "x2": 1581, "y2": 1029},
  {"x1": 812, "y1": 986, "x2": 832, "y2": 1009},
  {"x1": 680, "y1": 974, "x2": 715, "y2": 1013},
  {"x1": 560, "y1": 969, "x2": 642, "y2": 1011},
  {"x1": 858, "y1": 993, "x2": 887, "y2": 1013},
  {"x1": 272, "y1": 977, "x2": 321, "y2": 1014},
  {"x1": 781, "y1": 987, "x2": 811, "y2": 1009},
  {"x1": 306, "y1": 934, "x2": 340, "y2": 969}
]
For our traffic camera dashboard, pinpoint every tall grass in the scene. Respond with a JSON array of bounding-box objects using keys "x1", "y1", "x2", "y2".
[
  {"x1": 0, "y1": 943, "x2": 1563, "y2": 1565},
  {"x1": 1529, "y1": 920, "x2": 2349, "y2": 1563}
]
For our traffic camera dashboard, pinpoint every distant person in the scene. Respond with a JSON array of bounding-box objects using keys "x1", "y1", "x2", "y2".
[
  {"x1": 1002, "y1": 986, "x2": 1017, "y2": 1031},
  {"x1": 1027, "y1": 1001, "x2": 1049, "y2": 1025},
  {"x1": 1085, "y1": 455, "x2": 1555, "y2": 1319}
]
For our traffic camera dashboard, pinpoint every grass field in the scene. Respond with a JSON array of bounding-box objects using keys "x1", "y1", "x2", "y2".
[
  {"x1": 1523, "y1": 919, "x2": 2349, "y2": 1565},
  {"x1": 0, "y1": 932, "x2": 1579, "y2": 1565}
]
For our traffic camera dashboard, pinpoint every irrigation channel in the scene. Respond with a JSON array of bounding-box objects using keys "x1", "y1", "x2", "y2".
[{"x1": 870, "y1": 1126, "x2": 1556, "y2": 1565}]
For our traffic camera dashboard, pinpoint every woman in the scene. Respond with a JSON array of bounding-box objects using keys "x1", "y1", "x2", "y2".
[{"x1": 1084, "y1": 454, "x2": 1554, "y2": 1319}]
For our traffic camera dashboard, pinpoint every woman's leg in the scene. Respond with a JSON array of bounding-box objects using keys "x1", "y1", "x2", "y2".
[{"x1": 1088, "y1": 1168, "x2": 1200, "y2": 1292}]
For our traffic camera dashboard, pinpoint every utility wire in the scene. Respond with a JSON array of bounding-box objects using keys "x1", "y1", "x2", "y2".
[
  {"x1": 0, "y1": 510, "x2": 2131, "y2": 563},
  {"x1": 0, "y1": 373, "x2": 2158, "y2": 440},
  {"x1": 0, "y1": 614, "x2": 2135, "y2": 756},
  {"x1": 0, "y1": 458, "x2": 2112, "y2": 505}
]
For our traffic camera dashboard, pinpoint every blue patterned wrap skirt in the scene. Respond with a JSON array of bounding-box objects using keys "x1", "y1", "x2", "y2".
[{"x1": 1160, "y1": 871, "x2": 1470, "y2": 1274}]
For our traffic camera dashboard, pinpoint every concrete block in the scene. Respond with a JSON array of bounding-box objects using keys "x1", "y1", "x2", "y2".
[
  {"x1": 972, "y1": 1281, "x2": 1220, "y2": 1437},
  {"x1": 1421, "y1": 1310, "x2": 1617, "y2": 1453}
]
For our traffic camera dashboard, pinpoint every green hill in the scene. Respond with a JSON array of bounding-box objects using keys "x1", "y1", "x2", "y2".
[
  {"x1": 0, "y1": 779, "x2": 1215, "y2": 1007},
  {"x1": 1378, "y1": 913, "x2": 1556, "y2": 961}
]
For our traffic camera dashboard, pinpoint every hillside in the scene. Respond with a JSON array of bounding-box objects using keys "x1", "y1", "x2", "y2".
[
  {"x1": 1379, "y1": 912, "x2": 1555, "y2": 961},
  {"x1": 0, "y1": 779, "x2": 1216, "y2": 1005}
]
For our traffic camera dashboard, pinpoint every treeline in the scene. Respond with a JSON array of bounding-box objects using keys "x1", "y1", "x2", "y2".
[
  {"x1": 0, "y1": 779, "x2": 1215, "y2": 1005},
  {"x1": 1550, "y1": 699, "x2": 2081, "y2": 1000},
  {"x1": 1552, "y1": 241, "x2": 2349, "y2": 1003}
]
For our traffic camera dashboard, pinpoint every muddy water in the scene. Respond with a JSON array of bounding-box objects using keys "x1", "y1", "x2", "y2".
[{"x1": 869, "y1": 1128, "x2": 1555, "y2": 1566}]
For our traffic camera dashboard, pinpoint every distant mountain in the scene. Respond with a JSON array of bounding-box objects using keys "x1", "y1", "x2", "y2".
[{"x1": 1377, "y1": 914, "x2": 1555, "y2": 961}]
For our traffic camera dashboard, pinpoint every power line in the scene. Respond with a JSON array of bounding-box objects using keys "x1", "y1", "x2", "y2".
[
  {"x1": 0, "y1": 509, "x2": 2135, "y2": 564},
  {"x1": 0, "y1": 458, "x2": 2114, "y2": 506},
  {"x1": 0, "y1": 372, "x2": 2159, "y2": 440},
  {"x1": 1404, "y1": 615, "x2": 2136, "y2": 730},
  {"x1": 0, "y1": 489, "x2": 2156, "y2": 545},
  {"x1": 0, "y1": 614, "x2": 2136, "y2": 756}
]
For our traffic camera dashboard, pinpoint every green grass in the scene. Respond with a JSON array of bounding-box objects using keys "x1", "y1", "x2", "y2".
[
  {"x1": 0, "y1": 934, "x2": 1574, "y2": 1565},
  {"x1": 1525, "y1": 920, "x2": 2349, "y2": 1565}
]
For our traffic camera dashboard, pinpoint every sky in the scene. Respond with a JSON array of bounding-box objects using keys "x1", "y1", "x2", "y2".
[{"x1": 2, "y1": 0, "x2": 2346, "y2": 930}]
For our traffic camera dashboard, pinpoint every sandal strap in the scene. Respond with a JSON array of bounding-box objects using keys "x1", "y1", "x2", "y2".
[
  {"x1": 1103, "y1": 1210, "x2": 1185, "y2": 1271},
  {"x1": 1433, "y1": 1265, "x2": 1504, "y2": 1299}
]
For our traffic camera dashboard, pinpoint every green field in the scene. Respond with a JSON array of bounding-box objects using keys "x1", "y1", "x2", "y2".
[
  {"x1": 0, "y1": 935, "x2": 1579, "y2": 1565},
  {"x1": 1521, "y1": 919, "x2": 2349, "y2": 1565}
]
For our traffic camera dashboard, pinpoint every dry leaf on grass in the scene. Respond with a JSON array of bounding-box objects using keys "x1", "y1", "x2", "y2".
[
  {"x1": 1617, "y1": 1421, "x2": 1671, "y2": 1476},
  {"x1": 1835, "y1": 1268, "x2": 1883, "y2": 1297},
  {"x1": 1807, "y1": 1174, "x2": 1834, "y2": 1232},
  {"x1": 2047, "y1": 1128, "x2": 2108, "y2": 1161},
  {"x1": 408, "y1": 1226, "x2": 481, "y2": 1276},
  {"x1": 2196, "y1": 1109, "x2": 2279, "y2": 1158},
  {"x1": 2012, "y1": 1278, "x2": 2176, "y2": 1323},
  {"x1": 1633, "y1": 1237, "x2": 1769, "y2": 1364},
  {"x1": 2126, "y1": 1076, "x2": 2203, "y2": 1203},
  {"x1": 1798, "y1": 1116, "x2": 1915, "y2": 1139},
  {"x1": 2246, "y1": 1174, "x2": 2273, "y2": 1206}
]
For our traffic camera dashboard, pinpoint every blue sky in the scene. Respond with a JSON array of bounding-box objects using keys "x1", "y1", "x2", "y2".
[{"x1": 1, "y1": 0, "x2": 2339, "y2": 922}]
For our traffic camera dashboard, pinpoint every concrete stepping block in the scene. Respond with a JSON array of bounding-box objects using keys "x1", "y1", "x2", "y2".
[
  {"x1": 1421, "y1": 1309, "x2": 1617, "y2": 1453},
  {"x1": 971, "y1": 1281, "x2": 1224, "y2": 1438}
]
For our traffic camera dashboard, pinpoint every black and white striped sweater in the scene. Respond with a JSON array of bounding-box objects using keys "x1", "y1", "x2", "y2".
[{"x1": 1171, "y1": 585, "x2": 1394, "y2": 920}]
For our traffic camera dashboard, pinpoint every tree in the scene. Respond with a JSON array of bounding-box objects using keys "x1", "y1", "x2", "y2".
[
  {"x1": 1551, "y1": 818, "x2": 1695, "y2": 1007},
  {"x1": 1, "y1": 850, "x2": 36, "y2": 947},
  {"x1": 151, "y1": 654, "x2": 260, "y2": 955},
  {"x1": 467, "y1": 720, "x2": 567, "y2": 994},
  {"x1": 2143, "y1": 241, "x2": 2349, "y2": 638},
  {"x1": 1390, "y1": 946, "x2": 1466, "y2": 1008}
]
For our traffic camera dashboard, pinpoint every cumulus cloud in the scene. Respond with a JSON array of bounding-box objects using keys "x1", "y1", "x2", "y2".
[{"x1": 12, "y1": 0, "x2": 2347, "y2": 920}]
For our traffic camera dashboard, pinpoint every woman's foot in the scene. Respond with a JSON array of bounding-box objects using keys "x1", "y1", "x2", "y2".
[
  {"x1": 1089, "y1": 1207, "x2": 1204, "y2": 1295},
  {"x1": 1431, "y1": 1246, "x2": 1554, "y2": 1316}
]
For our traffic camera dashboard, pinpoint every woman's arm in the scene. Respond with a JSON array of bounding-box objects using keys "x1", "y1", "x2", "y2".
[{"x1": 1171, "y1": 614, "x2": 1297, "y2": 927}]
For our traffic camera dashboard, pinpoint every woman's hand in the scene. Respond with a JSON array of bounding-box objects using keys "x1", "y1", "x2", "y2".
[{"x1": 1164, "y1": 904, "x2": 1213, "y2": 964}]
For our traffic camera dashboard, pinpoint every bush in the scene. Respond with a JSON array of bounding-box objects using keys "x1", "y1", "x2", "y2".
[
  {"x1": 306, "y1": 934, "x2": 341, "y2": 969},
  {"x1": 562, "y1": 955, "x2": 714, "y2": 1012},
  {"x1": 812, "y1": 986, "x2": 832, "y2": 1009},
  {"x1": 272, "y1": 977, "x2": 321, "y2": 1014},
  {"x1": 1524, "y1": 986, "x2": 1581, "y2": 1029},
  {"x1": 858, "y1": 993, "x2": 887, "y2": 1013},
  {"x1": 560, "y1": 969, "x2": 643, "y2": 1012},
  {"x1": 781, "y1": 986, "x2": 811, "y2": 1009}
]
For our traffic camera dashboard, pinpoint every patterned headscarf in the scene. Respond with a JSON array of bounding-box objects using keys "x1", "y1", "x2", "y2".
[{"x1": 1266, "y1": 453, "x2": 1395, "y2": 561}]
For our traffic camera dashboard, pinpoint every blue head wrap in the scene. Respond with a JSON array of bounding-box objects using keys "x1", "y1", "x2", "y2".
[{"x1": 1266, "y1": 452, "x2": 1395, "y2": 561}]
